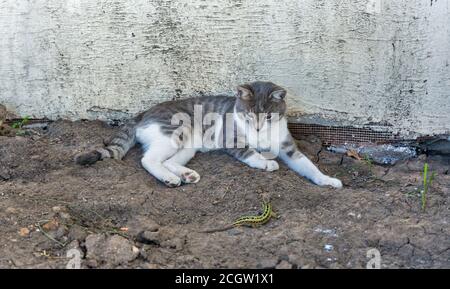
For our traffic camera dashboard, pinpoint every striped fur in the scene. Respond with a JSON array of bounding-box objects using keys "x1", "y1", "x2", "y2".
[{"x1": 75, "y1": 120, "x2": 137, "y2": 165}]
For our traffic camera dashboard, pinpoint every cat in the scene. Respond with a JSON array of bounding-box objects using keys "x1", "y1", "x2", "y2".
[{"x1": 75, "y1": 81, "x2": 343, "y2": 189}]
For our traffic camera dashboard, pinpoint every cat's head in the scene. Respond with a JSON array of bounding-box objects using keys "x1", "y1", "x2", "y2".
[{"x1": 234, "y1": 81, "x2": 287, "y2": 131}]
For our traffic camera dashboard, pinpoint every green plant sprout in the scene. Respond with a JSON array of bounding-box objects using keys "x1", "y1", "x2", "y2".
[
  {"x1": 363, "y1": 154, "x2": 373, "y2": 172},
  {"x1": 421, "y1": 163, "x2": 436, "y2": 212},
  {"x1": 11, "y1": 116, "x2": 30, "y2": 135}
]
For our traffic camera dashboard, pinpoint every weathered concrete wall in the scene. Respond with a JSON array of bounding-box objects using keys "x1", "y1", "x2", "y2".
[{"x1": 0, "y1": 0, "x2": 449, "y2": 137}]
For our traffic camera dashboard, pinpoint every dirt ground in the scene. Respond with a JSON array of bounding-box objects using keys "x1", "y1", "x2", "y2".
[{"x1": 0, "y1": 120, "x2": 449, "y2": 269}]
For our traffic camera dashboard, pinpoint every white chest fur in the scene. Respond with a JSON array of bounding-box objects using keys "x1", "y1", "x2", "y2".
[{"x1": 234, "y1": 114, "x2": 289, "y2": 154}]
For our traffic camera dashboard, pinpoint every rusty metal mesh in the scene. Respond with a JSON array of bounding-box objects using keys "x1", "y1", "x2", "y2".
[{"x1": 288, "y1": 123, "x2": 398, "y2": 145}]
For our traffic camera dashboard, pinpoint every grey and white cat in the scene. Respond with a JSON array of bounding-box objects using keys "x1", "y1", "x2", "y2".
[{"x1": 75, "y1": 81, "x2": 342, "y2": 189}]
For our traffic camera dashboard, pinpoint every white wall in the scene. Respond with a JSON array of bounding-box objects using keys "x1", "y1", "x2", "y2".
[{"x1": 0, "y1": 0, "x2": 449, "y2": 137}]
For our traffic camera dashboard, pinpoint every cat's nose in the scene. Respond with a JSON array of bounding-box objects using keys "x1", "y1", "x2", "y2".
[{"x1": 256, "y1": 128, "x2": 260, "y2": 132}]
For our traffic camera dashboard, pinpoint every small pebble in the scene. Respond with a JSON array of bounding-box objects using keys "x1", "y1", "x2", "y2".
[
  {"x1": 59, "y1": 212, "x2": 71, "y2": 220},
  {"x1": 6, "y1": 207, "x2": 17, "y2": 214},
  {"x1": 276, "y1": 260, "x2": 293, "y2": 269},
  {"x1": 52, "y1": 206, "x2": 62, "y2": 213},
  {"x1": 19, "y1": 227, "x2": 30, "y2": 237}
]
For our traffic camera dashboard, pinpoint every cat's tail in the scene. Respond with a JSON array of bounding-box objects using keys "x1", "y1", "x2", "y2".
[{"x1": 75, "y1": 120, "x2": 137, "y2": 165}]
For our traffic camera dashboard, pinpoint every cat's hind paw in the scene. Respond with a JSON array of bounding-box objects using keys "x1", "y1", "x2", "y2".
[
  {"x1": 181, "y1": 170, "x2": 201, "y2": 184},
  {"x1": 163, "y1": 176, "x2": 182, "y2": 187}
]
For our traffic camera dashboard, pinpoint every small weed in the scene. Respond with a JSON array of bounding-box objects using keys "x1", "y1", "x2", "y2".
[
  {"x1": 421, "y1": 163, "x2": 436, "y2": 212},
  {"x1": 11, "y1": 116, "x2": 30, "y2": 135},
  {"x1": 363, "y1": 154, "x2": 374, "y2": 174}
]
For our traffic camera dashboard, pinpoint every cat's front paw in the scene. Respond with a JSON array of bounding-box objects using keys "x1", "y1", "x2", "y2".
[
  {"x1": 319, "y1": 176, "x2": 343, "y2": 189},
  {"x1": 265, "y1": 160, "x2": 279, "y2": 172}
]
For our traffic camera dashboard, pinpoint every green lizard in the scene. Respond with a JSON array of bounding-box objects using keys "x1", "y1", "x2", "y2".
[{"x1": 200, "y1": 200, "x2": 277, "y2": 233}]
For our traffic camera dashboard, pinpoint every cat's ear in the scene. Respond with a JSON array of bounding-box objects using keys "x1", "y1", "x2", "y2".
[
  {"x1": 236, "y1": 85, "x2": 253, "y2": 100},
  {"x1": 270, "y1": 89, "x2": 286, "y2": 101}
]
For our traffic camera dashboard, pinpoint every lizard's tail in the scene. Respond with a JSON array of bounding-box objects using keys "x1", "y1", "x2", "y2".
[{"x1": 197, "y1": 224, "x2": 236, "y2": 234}]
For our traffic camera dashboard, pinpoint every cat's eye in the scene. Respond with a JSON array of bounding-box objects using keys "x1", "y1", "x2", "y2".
[
  {"x1": 266, "y1": 113, "x2": 272, "y2": 120},
  {"x1": 246, "y1": 114, "x2": 254, "y2": 120}
]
